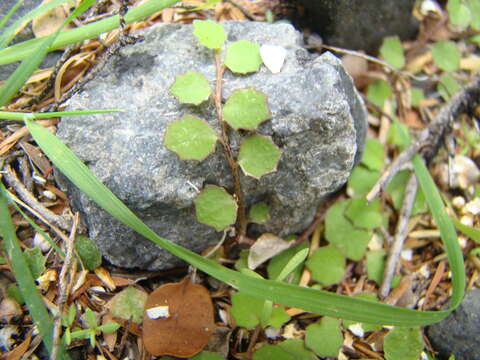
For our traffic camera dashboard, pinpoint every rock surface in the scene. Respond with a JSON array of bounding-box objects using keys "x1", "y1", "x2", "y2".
[
  {"x1": 290, "y1": 0, "x2": 418, "y2": 54},
  {"x1": 427, "y1": 289, "x2": 480, "y2": 360},
  {"x1": 57, "y1": 22, "x2": 367, "y2": 270}
]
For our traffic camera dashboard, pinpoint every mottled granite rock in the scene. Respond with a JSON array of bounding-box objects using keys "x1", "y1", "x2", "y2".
[
  {"x1": 427, "y1": 289, "x2": 480, "y2": 360},
  {"x1": 56, "y1": 21, "x2": 367, "y2": 270},
  {"x1": 291, "y1": 0, "x2": 418, "y2": 54}
]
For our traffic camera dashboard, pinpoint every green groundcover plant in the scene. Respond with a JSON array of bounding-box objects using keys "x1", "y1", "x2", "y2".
[{"x1": 0, "y1": 1, "x2": 468, "y2": 358}]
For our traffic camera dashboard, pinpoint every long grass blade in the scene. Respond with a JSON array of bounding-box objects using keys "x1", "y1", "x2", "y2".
[
  {"x1": 25, "y1": 119, "x2": 464, "y2": 326},
  {"x1": 0, "y1": 109, "x2": 122, "y2": 121},
  {"x1": 0, "y1": 0, "x2": 71, "y2": 50},
  {"x1": 412, "y1": 155, "x2": 465, "y2": 309},
  {"x1": 0, "y1": 0, "x2": 180, "y2": 66},
  {"x1": 0, "y1": 0, "x2": 95, "y2": 106},
  {"x1": 0, "y1": 184, "x2": 70, "y2": 359},
  {"x1": 0, "y1": 0, "x2": 23, "y2": 32}
]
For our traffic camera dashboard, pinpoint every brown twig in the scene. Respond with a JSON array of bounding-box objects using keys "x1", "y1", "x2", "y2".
[
  {"x1": 367, "y1": 73, "x2": 480, "y2": 202},
  {"x1": 51, "y1": 212, "x2": 80, "y2": 360},
  {"x1": 379, "y1": 174, "x2": 417, "y2": 298},
  {"x1": 2, "y1": 165, "x2": 72, "y2": 231},
  {"x1": 213, "y1": 51, "x2": 247, "y2": 236}
]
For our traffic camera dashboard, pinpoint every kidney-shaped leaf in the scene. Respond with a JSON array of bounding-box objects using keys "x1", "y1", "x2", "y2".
[
  {"x1": 194, "y1": 185, "x2": 237, "y2": 231},
  {"x1": 306, "y1": 246, "x2": 346, "y2": 286},
  {"x1": 238, "y1": 135, "x2": 281, "y2": 178},
  {"x1": 223, "y1": 88, "x2": 270, "y2": 131},
  {"x1": 143, "y1": 278, "x2": 215, "y2": 357},
  {"x1": 108, "y1": 286, "x2": 147, "y2": 323},
  {"x1": 169, "y1": 71, "x2": 211, "y2": 105},
  {"x1": 193, "y1": 20, "x2": 226, "y2": 50},
  {"x1": 225, "y1": 40, "x2": 262, "y2": 74},
  {"x1": 164, "y1": 116, "x2": 218, "y2": 161}
]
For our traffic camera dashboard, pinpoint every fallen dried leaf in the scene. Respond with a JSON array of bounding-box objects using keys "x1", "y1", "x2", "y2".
[{"x1": 142, "y1": 277, "x2": 215, "y2": 357}]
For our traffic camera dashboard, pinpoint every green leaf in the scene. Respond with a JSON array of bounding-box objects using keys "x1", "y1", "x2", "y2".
[
  {"x1": 164, "y1": 115, "x2": 218, "y2": 161},
  {"x1": 75, "y1": 234, "x2": 102, "y2": 271},
  {"x1": 325, "y1": 200, "x2": 371, "y2": 261},
  {"x1": 24, "y1": 247, "x2": 46, "y2": 279},
  {"x1": 447, "y1": 0, "x2": 472, "y2": 27},
  {"x1": 386, "y1": 170, "x2": 427, "y2": 215},
  {"x1": 191, "y1": 352, "x2": 225, "y2": 360},
  {"x1": 345, "y1": 197, "x2": 383, "y2": 230},
  {"x1": 410, "y1": 87, "x2": 425, "y2": 107},
  {"x1": 380, "y1": 36, "x2": 405, "y2": 69},
  {"x1": 267, "y1": 240, "x2": 308, "y2": 284},
  {"x1": 230, "y1": 291, "x2": 264, "y2": 328},
  {"x1": 467, "y1": 0, "x2": 480, "y2": 29},
  {"x1": 97, "y1": 322, "x2": 121, "y2": 333},
  {"x1": 305, "y1": 317, "x2": 343, "y2": 357},
  {"x1": 108, "y1": 286, "x2": 147, "y2": 323},
  {"x1": 362, "y1": 138, "x2": 385, "y2": 171},
  {"x1": 85, "y1": 308, "x2": 98, "y2": 329},
  {"x1": 432, "y1": 41, "x2": 460, "y2": 72},
  {"x1": 347, "y1": 165, "x2": 381, "y2": 197},
  {"x1": 194, "y1": 185, "x2": 237, "y2": 231},
  {"x1": 438, "y1": 73, "x2": 461, "y2": 100},
  {"x1": 452, "y1": 218, "x2": 480, "y2": 243},
  {"x1": 238, "y1": 135, "x2": 281, "y2": 179},
  {"x1": 384, "y1": 327, "x2": 424, "y2": 360},
  {"x1": 276, "y1": 248, "x2": 309, "y2": 282},
  {"x1": 25, "y1": 118, "x2": 466, "y2": 326},
  {"x1": 169, "y1": 71, "x2": 211, "y2": 105},
  {"x1": 366, "y1": 250, "x2": 387, "y2": 285},
  {"x1": 306, "y1": 246, "x2": 346, "y2": 286},
  {"x1": 223, "y1": 88, "x2": 271, "y2": 130},
  {"x1": 248, "y1": 202, "x2": 270, "y2": 224},
  {"x1": 387, "y1": 120, "x2": 411, "y2": 150},
  {"x1": 225, "y1": 40, "x2": 262, "y2": 74},
  {"x1": 343, "y1": 293, "x2": 383, "y2": 333},
  {"x1": 254, "y1": 339, "x2": 316, "y2": 360},
  {"x1": 367, "y1": 79, "x2": 392, "y2": 108},
  {"x1": 193, "y1": 20, "x2": 226, "y2": 50},
  {"x1": 267, "y1": 306, "x2": 291, "y2": 328},
  {"x1": 7, "y1": 284, "x2": 24, "y2": 305}
]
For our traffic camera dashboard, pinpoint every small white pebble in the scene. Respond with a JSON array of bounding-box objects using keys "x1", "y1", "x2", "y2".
[
  {"x1": 420, "y1": 0, "x2": 442, "y2": 16},
  {"x1": 368, "y1": 233, "x2": 383, "y2": 251},
  {"x1": 146, "y1": 305, "x2": 170, "y2": 319},
  {"x1": 33, "y1": 232, "x2": 51, "y2": 253},
  {"x1": 348, "y1": 323, "x2": 364, "y2": 337},
  {"x1": 458, "y1": 236, "x2": 467, "y2": 248},
  {"x1": 42, "y1": 190, "x2": 57, "y2": 200},
  {"x1": 465, "y1": 198, "x2": 480, "y2": 215},
  {"x1": 452, "y1": 196, "x2": 466, "y2": 209},
  {"x1": 460, "y1": 215, "x2": 474, "y2": 227},
  {"x1": 265, "y1": 326, "x2": 281, "y2": 339},
  {"x1": 32, "y1": 175, "x2": 46, "y2": 184},
  {"x1": 260, "y1": 44, "x2": 287, "y2": 74},
  {"x1": 401, "y1": 249, "x2": 413, "y2": 261}
]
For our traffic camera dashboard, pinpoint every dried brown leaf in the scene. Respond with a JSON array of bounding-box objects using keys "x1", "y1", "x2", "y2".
[{"x1": 142, "y1": 278, "x2": 215, "y2": 357}]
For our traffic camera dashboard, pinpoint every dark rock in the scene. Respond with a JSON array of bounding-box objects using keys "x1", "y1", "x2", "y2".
[
  {"x1": 0, "y1": 0, "x2": 62, "y2": 81},
  {"x1": 290, "y1": 0, "x2": 419, "y2": 54},
  {"x1": 427, "y1": 289, "x2": 480, "y2": 360},
  {"x1": 56, "y1": 22, "x2": 367, "y2": 270}
]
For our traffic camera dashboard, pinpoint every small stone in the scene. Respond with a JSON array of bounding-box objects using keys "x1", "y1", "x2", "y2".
[
  {"x1": 465, "y1": 198, "x2": 480, "y2": 216},
  {"x1": 427, "y1": 289, "x2": 480, "y2": 360},
  {"x1": 452, "y1": 196, "x2": 466, "y2": 209},
  {"x1": 33, "y1": 232, "x2": 52, "y2": 253}
]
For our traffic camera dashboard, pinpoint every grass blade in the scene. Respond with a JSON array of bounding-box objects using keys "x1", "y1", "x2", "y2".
[
  {"x1": 0, "y1": 0, "x2": 180, "y2": 66},
  {"x1": 412, "y1": 155, "x2": 465, "y2": 309},
  {"x1": 0, "y1": 0, "x2": 23, "y2": 32},
  {"x1": 0, "y1": 0, "x2": 95, "y2": 106},
  {"x1": 452, "y1": 217, "x2": 480, "y2": 244},
  {"x1": 0, "y1": 109, "x2": 122, "y2": 121},
  {"x1": 25, "y1": 118, "x2": 464, "y2": 326},
  {"x1": 0, "y1": 0, "x2": 71, "y2": 50},
  {"x1": 0, "y1": 184, "x2": 70, "y2": 359}
]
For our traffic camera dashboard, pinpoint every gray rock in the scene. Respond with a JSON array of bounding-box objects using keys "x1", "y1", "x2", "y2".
[
  {"x1": 427, "y1": 289, "x2": 480, "y2": 360},
  {"x1": 56, "y1": 22, "x2": 367, "y2": 270},
  {"x1": 290, "y1": 0, "x2": 418, "y2": 54}
]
